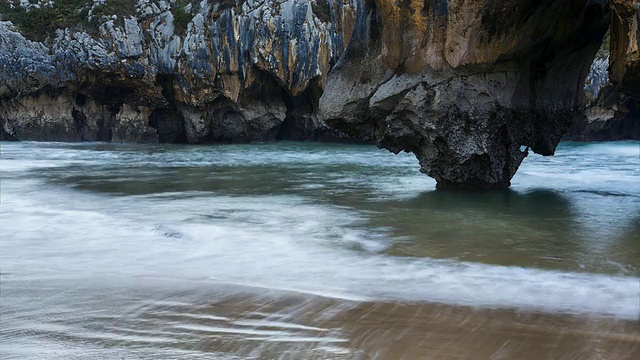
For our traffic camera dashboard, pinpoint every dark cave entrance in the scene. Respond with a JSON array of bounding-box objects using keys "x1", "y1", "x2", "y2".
[{"x1": 148, "y1": 107, "x2": 188, "y2": 144}]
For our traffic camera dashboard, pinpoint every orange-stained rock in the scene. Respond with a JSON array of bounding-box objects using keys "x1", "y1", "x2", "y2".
[
  {"x1": 0, "y1": 0, "x2": 626, "y2": 189},
  {"x1": 321, "y1": 0, "x2": 611, "y2": 189},
  {"x1": 610, "y1": 0, "x2": 640, "y2": 97}
]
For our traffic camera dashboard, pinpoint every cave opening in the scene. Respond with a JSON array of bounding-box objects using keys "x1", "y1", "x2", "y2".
[
  {"x1": 75, "y1": 93, "x2": 87, "y2": 107},
  {"x1": 94, "y1": 108, "x2": 116, "y2": 142},
  {"x1": 147, "y1": 75, "x2": 188, "y2": 144},
  {"x1": 148, "y1": 108, "x2": 188, "y2": 144},
  {"x1": 89, "y1": 82, "x2": 136, "y2": 110},
  {"x1": 277, "y1": 81, "x2": 319, "y2": 141},
  {"x1": 71, "y1": 91, "x2": 114, "y2": 142},
  {"x1": 71, "y1": 109, "x2": 87, "y2": 140}
]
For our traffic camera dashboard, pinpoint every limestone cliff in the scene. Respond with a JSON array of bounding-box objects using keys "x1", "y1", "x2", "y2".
[
  {"x1": 0, "y1": 0, "x2": 357, "y2": 143},
  {"x1": 320, "y1": 0, "x2": 610, "y2": 189},
  {"x1": 568, "y1": 0, "x2": 640, "y2": 140},
  {"x1": 568, "y1": 54, "x2": 640, "y2": 141},
  {"x1": 610, "y1": 0, "x2": 640, "y2": 97},
  {"x1": 0, "y1": 0, "x2": 631, "y2": 189}
]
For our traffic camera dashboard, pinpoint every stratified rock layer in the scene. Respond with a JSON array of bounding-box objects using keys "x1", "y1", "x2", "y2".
[
  {"x1": 0, "y1": 0, "x2": 627, "y2": 189},
  {"x1": 320, "y1": 0, "x2": 610, "y2": 189},
  {"x1": 0, "y1": 0, "x2": 358, "y2": 143}
]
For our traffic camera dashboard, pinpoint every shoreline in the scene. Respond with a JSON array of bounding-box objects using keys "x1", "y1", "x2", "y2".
[{"x1": 2, "y1": 278, "x2": 639, "y2": 359}]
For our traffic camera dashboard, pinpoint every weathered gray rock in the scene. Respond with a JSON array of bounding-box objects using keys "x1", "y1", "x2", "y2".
[
  {"x1": 568, "y1": 0, "x2": 640, "y2": 142},
  {"x1": 568, "y1": 55, "x2": 640, "y2": 141},
  {"x1": 112, "y1": 104, "x2": 158, "y2": 143},
  {"x1": 0, "y1": 0, "x2": 633, "y2": 190},
  {"x1": 320, "y1": 0, "x2": 610, "y2": 189},
  {"x1": 0, "y1": 94, "x2": 78, "y2": 141},
  {"x1": 0, "y1": 0, "x2": 358, "y2": 142}
]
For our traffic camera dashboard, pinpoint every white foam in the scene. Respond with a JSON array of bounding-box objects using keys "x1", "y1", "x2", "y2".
[
  {"x1": 1, "y1": 183, "x2": 638, "y2": 320},
  {"x1": 232, "y1": 320, "x2": 328, "y2": 332},
  {"x1": 0, "y1": 159, "x2": 69, "y2": 172},
  {"x1": 1, "y1": 141, "x2": 639, "y2": 321},
  {"x1": 573, "y1": 141, "x2": 640, "y2": 157},
  {"x1": 245, "y1": 336, "x2": 348, "y2": 343},
  {"x1": 172, "y1": 323, "x2": 291, "y2": 337}
]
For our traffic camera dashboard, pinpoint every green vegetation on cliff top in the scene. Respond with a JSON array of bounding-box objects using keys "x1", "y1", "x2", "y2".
[
  {"x1": 0, "y1": 0, "x2": 244, "y2": 41},
  {"x1": 0, "y1": 0, "x2": 135, "y2": 42},
  {"x1": 172, "y1": 0, "x2": 198, "y2": 36}
]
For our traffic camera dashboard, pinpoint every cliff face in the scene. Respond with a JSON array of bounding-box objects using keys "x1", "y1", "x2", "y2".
[
  {"x1": 567, "y1": 55, "x2": 640, "y2": 141},
  {"x1": 320, "y1": 0, "x2": 610, "y2": 189},
  {"x1": 567, "y1": 0, "x2": 640, "y2": 141},
  {"x1": 572, "y1": 0, "x2": 640, "y2": 140},
  {"x1": 610, "y1": 0, "x2": 640, "y2": 97},
  {"x1": 0, "y1": 0, "x2": 626, "y2": 189},
  {"x1": 0, "y1": 0, "x2": 357, "y2": 143}
]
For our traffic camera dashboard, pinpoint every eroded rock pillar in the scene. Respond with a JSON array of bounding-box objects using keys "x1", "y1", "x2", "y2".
[{"x1": 321, "y1": 0, "x2": 611, "y2": 189}]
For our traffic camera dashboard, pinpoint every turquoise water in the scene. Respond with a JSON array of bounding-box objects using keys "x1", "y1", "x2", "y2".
[{"x1": 0, "y1": 141, "x2": 638, "y2": 359}]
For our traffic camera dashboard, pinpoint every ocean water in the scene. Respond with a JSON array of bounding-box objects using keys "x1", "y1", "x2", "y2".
[{"x1": 0, "y1": 141, "x2": 638, "y2": 359}]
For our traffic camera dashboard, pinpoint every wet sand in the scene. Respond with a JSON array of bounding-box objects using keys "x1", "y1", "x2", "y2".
[
  {"x1": 1, "y1": 141, "x2": 639, "y2": 359},
  {"x1": 3, "y1": 281, "x2": 638, "y2": 359}
]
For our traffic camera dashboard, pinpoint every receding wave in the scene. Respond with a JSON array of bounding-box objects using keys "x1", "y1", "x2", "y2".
[{"x1": 1, "y1": 183, "x2": 638, "y2": 320}]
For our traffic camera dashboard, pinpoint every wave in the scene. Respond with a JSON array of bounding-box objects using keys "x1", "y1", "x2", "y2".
[
  {"x1": 1, "y1": 184, "x2": 638, "y2": 320},
  {"x1": 560, "y1": 141, "x2": 640, "y2": 157}
]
